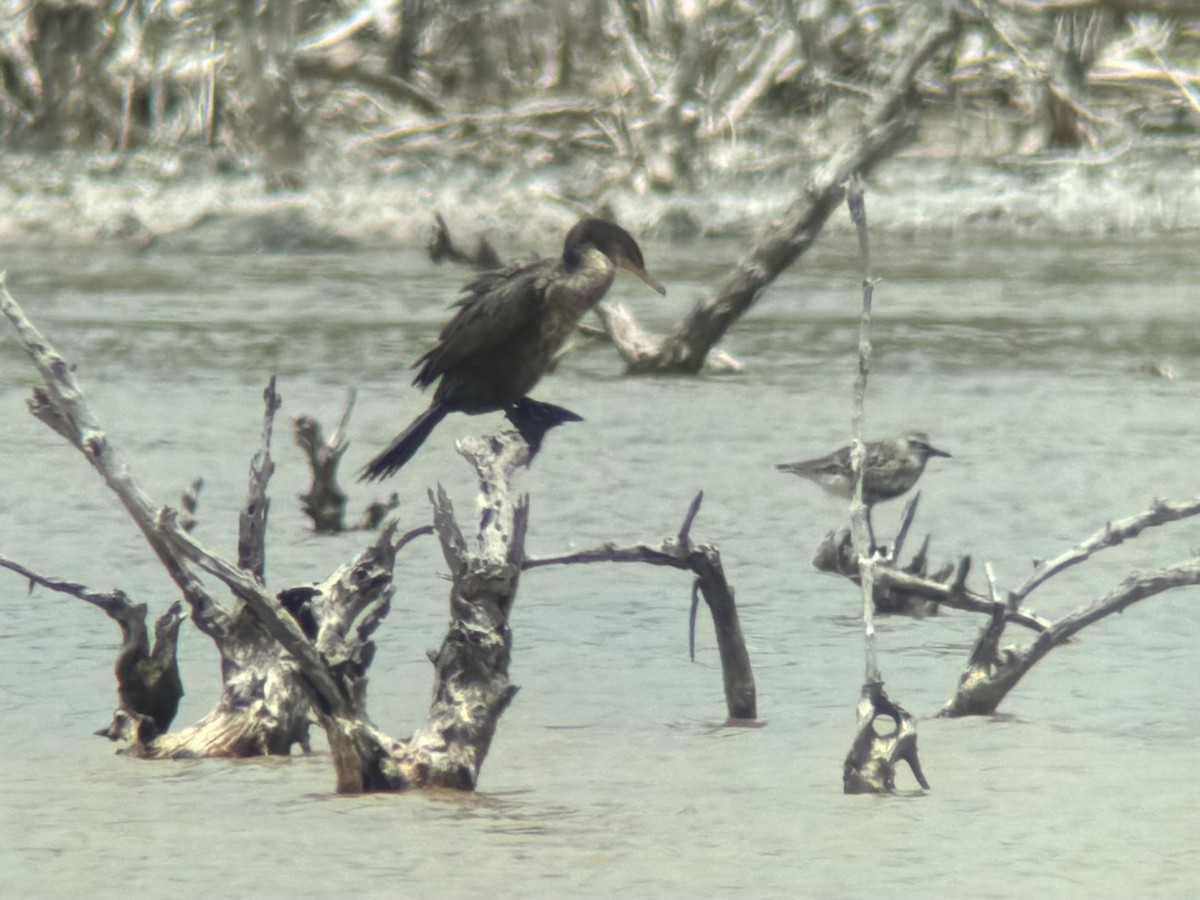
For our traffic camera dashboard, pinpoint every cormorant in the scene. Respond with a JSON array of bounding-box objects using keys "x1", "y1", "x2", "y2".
[{"x1": 360, "y1": 218, "x2": 665, "y2": 481}]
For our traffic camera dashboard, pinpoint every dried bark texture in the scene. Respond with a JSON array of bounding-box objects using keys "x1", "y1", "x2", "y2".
[
  {"x1": 939, "y1": 498, "x2": 1200, "y2": 717},
  {"x1": 526, "y1": 491, "x2": 758, "y2": 722},
  {"x1": 392, "y1": 433, "x2": 528, "y2": 787},
  {"x1": 161, "y1": 429, "x2": 525, "y2": 793},
  {"x1": 601, "y1": 7, "x2": 964, "y2": 374},
  {"x1": 145, "y1": 610, "x2": 311, "y2": 759}
]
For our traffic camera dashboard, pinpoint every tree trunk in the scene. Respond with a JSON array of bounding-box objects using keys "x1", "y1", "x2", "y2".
[{"x1": 602, "y1": 7, "x2": 964, "y2": 374}]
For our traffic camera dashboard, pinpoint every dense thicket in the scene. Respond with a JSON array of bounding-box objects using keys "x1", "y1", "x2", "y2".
[{"x1": 1, "y1": 0, "x2": 1195, "y2": 189}]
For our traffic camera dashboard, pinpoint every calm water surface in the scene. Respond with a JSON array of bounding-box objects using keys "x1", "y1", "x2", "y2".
[{"x1": 1, "y1": 231, "x2": 1197, "y2": 899}]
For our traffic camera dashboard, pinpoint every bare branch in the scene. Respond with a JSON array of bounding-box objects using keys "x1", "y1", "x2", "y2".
[
  {"x1": 294, "y1": 403, "x2": 354, "y2": 533},
  {"x1": 329, "y1": 388, "x2": 356, "y2": 450},
  {"x1": 238, "y1": 376, "x2": 280, "y2": 580},
  {"x1": 0, "y1": 272, "x2": 226, "y2": 635},
  {"x1": 0, "y1": 552, "x2": 186, "y2": 742},
  {"x1": 1008, "y1": 496, "x2": 1200, "y2": 607},
  {"x1": 525, "y1": 496, "x2": 757, "y2": 722},
  {"x1": 847, "y1": 179, "x2": 880, "y2": 687},
  {"x1": 941, "y1": 557, "x2": 1200, "y2": 717},
  {"x1": 678, "y1": 490, "x2": 704, "y2": 548},
  {"x1": 606, "y1": 6, "x2": 963, "y2": 373},
  {"x1": 156, "y1": 508, "x2": 354, "y2": 720}
]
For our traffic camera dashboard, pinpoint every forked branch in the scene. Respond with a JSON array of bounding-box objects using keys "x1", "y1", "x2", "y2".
[{"x1": 525, "y1": 490, "x2": 757, "y2": 722}]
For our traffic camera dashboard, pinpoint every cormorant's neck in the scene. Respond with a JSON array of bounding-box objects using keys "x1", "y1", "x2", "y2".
[
  {"x1": 553, "y1": 245, "x2": 616, "y2": 311},
  {"x1": 562, "y1": 245, "x2": 586, "y2": 271}
]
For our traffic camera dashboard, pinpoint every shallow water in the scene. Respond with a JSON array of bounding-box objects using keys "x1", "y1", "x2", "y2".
[{"x1": 0, "y1": 231, "x2": 1197, "y2": 899}]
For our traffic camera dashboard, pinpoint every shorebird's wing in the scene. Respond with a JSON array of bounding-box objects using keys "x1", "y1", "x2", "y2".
[{"x1": 412, "y1": 259, "x2": 551, "y2": 387}]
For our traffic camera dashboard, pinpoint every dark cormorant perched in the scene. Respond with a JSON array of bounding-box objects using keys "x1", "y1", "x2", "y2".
[{"x1": 360, "y1": 218, "x2": 666, "y2": 481}]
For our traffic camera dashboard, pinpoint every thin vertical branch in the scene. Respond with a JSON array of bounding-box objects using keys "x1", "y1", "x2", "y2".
[
  {"x1": 238, "y1": 376, "x2": 280, "y2": 581},
  {"x1": 839, "y1": 186, "x2": 930, "y2": 792},
  {"x1": 847, "y1": 176, "x2": 879, "y2": 684}
]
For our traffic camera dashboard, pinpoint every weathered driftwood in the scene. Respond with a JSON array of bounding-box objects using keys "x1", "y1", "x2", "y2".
[
  {"x1": 2, "y1": 271, "x2": 223, "y2": 646},
  {"x1": 843, "y1": 681, "x2": 930, "y2": 794},
  {"x1": 1006, "y1": 497, "x2": 1200, "y2": 608},
  {"x1": 238, "y1": 376, "x2": 279, "y2": 581},
  {"x1": 293, "y1": 389, "x2": 351, "y2": 532},
  {"x1": 939, "y1": 497, "x2": 1200, "y2": 717},
  {"x1": 525, "y1": 491, "x2": 759, "y2": 723},
  {"x1": 159, "y1": 510, "x2": 428, "y2": 765},
  {"x1": 160, "y1": 430, "x2": 526, "y2": 793},
  {"x1": 294, "y1": 412, "x2": 348, "y2": 533},
  {"x1": 6, "y1": 0, "x2": 1194, "y2": 172},
  {"x1": 599, "y1": 6, "x2": 964, "y2": 374},
  {"x1": 0, "y1": 555, "x2": 186, "y2": 744},
  {"x1": 294, "y1": 393, "x2": 400, "y2": 533},
  {"x1": 148, "y1": 375, "x2": 316, "y2": 758},
  {"x1": 818, "y1": 492, "x2": 1200, "y2": 717},
  {"x1": 814, "y1": 522, "x2": 1053, "y2": 633},
  {"x1": 402, "y1": 434, "x2": 528, "y2": 786},
  {"x1": 0, "y1": 274, "x2": 410, "y2": 759}
]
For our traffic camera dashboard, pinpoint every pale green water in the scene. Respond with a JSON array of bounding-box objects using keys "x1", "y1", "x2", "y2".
[{"x1": 0, "y1": 232, "x2": 1197, "y2": 899}]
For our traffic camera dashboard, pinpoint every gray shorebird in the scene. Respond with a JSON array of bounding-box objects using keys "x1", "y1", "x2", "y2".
[{"x1": 776, "y1": 432, "x2": 951, "y2": 506}]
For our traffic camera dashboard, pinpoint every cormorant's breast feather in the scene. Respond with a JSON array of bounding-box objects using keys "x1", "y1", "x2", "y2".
[{"x1": 412, "y1": 258, "x2": 552, "y2": 388}]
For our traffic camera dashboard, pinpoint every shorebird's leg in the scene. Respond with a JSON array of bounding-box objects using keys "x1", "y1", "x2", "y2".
[{"x1": 866, "y1": 506, "x2": 878, "y2": 555}]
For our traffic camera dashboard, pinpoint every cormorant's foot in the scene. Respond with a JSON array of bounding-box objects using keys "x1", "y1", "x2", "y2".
[{"x1": 505, "y1": 398, "x2": 584, "y2": 459}]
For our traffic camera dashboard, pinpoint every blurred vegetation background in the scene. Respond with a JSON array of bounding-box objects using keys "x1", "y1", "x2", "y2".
[{"x1": 1, "y1": 0, "x2": 1196, "y2": 193}]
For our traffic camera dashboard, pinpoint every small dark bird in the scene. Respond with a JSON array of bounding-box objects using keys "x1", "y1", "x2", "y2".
[
  {"x1": 360, "y1": 218, "x2": 666, "y2": 481},
  {"x1": 777, "y1": 432, "x2": 951, "y2": 505}
]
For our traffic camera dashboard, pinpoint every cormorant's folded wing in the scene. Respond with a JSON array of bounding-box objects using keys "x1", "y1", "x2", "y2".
[{"x1": 412, "y1": 260, "x2": 550, "y2": 387}]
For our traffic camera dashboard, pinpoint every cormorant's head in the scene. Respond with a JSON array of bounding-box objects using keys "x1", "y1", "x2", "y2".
[
  {"x1": 904, "y1": 432, "x2": 951, "y2": 460},
  {"x1": 563, "y1": 219, "x2": 666, "y2": 295}
]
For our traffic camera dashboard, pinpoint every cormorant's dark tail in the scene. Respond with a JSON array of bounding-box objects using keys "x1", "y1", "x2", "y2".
[{"x1": 359, "y1": 402, "x2": 450, "y2": 482}]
